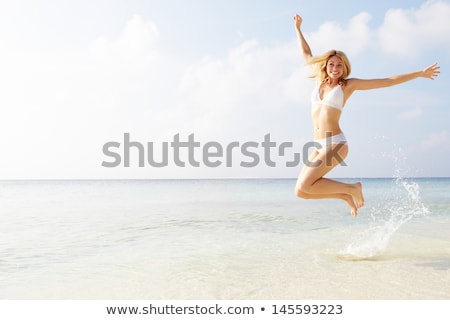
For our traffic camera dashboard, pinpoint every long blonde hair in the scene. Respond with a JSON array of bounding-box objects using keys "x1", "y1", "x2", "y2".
[{"x1": 307, "y1": 50, "x2": 351, "y2": 85}]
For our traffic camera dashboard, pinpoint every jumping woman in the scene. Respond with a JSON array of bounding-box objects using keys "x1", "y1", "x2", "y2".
[{"x1": 293, "y1": 14, "x2": 440, "y2": 217}]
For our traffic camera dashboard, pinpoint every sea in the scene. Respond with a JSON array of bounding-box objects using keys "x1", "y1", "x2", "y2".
[{"x1": 0, "y1": 177, "x2": 449, "y2": 299}]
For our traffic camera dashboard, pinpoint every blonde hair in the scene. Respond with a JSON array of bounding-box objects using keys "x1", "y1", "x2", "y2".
[{"x1": 307, "y1": 50, "x2": 351, "y2": 85}]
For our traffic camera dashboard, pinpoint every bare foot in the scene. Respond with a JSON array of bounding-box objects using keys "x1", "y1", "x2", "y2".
[
  {"x1": 342, "y1": 194, "x2": 358, "y2": 217},
  {"x1": 350, "y1": 182, "x2": 364, "y2": 209}
]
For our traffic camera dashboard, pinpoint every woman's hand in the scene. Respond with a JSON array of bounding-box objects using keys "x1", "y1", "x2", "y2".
[
  {"x1": 422, "y1": 63, "x2": 440, "y2": 80},
  {"x1": 293, "y1": 14, "x2": 303, "y2": 29}
]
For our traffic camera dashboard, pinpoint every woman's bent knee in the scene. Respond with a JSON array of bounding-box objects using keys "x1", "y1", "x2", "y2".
[{"x1": 294, "y1": 184, "x2": 311, "y2": 199}]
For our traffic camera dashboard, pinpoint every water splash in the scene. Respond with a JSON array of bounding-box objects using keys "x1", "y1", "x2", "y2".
[{"x1": 339, "y1": 146, "x2": 430, "y2": 259}]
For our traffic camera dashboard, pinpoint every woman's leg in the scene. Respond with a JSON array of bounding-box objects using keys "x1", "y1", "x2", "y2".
[
  {"x1": 295, "y1": 144, "x2": 364, "y2": 216},
  {"x1": 296, "y1": 189, "x2": 358, "y2": 217}
]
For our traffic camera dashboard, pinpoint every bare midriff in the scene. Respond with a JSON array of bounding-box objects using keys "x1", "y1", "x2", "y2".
[{"x1": 312, "y1": 104, "x2": 343, "y2": 140}]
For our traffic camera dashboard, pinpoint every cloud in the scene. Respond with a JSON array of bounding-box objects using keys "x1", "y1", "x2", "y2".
[
  {"x1": 378, "y1": 0, "x2": 450, "y2": 57},
  {"x1": 178, "y1": 39, "x2": 311, "y2": 138},
  {"x1": 422, "y1": 130, "x2": 450, "y2": 150},
  {"x1": 399, "y1": 106, "x2": 422, "y2": 120},
  {"x1": 301, "y1": 0, "x2": 450, "y2": 60},
  {"x1": 89, "y1": 14, "x2": 159, "y2": 67},
  {"x1": 0, "y1": 14, "x2": 170, "y2": 178},
  {"x1": 307, "y1": 12, "x2": 372, "y2": 56},
  {"x1": 0, "y1": 14, "x2": 311, "y2": 178}
]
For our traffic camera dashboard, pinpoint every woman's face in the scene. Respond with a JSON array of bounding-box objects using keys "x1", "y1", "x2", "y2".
[{"x1": 326, "y1": 56, "x2": 344, "y2": 81}]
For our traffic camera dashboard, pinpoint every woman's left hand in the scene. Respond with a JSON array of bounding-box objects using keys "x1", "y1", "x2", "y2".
[{"x1": 422, "y1": 63, "x2": 440, "y2": 80}]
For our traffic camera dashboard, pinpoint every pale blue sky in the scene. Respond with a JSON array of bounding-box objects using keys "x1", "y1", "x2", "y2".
[{"x1": 0, "y1": 0, "x2": 448, "y2": 179}]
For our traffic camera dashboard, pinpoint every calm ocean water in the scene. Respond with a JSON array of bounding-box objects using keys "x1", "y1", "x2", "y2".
[{"x1": 0, "y1": 178, "x2": 449, "y2": 299}]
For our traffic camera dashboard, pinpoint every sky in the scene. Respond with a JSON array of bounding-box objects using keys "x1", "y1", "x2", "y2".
[{"x1": 0, "y1": 0, "x2": 449, "y2": 179}]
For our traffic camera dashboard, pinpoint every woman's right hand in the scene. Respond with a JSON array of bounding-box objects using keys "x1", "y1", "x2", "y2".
[{"x1": 293, "y1": 14, "x2": 303, "y2": 29}]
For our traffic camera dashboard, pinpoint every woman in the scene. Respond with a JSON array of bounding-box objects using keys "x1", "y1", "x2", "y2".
[{"x1": 293, "y1": 14, "x2": 440, "y2": 217}]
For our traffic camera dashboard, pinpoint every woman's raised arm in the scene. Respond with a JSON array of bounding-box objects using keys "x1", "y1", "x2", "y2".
[{"x1": 294, "y1": 14, "x2": 312, "y2": 63}]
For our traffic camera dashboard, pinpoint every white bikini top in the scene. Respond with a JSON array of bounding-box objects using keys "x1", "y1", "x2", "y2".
[{"x1": 311, "y1": 83, "x2": 344, "y2": 110}]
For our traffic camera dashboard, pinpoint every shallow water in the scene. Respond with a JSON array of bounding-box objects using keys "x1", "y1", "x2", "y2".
[{"x1": 0, "y1": 178, "x2": 449, "y2": 299}]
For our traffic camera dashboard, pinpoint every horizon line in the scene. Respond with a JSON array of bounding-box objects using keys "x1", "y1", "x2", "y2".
[{"x1": 0, "y1": 176, "x2": 449, "y2": 182}]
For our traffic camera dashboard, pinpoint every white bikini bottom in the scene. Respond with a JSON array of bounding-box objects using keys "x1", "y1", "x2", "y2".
[{"x1": 314, "y1": 132, "x2": 347, "y2": 151}]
